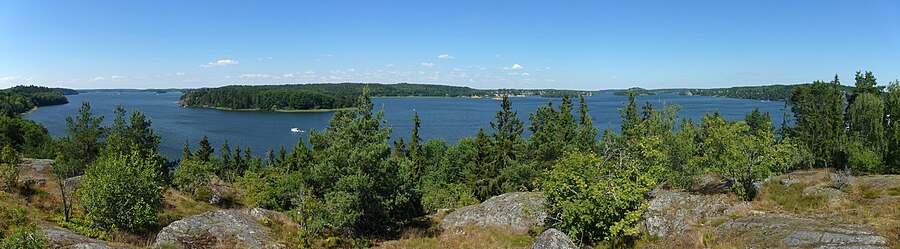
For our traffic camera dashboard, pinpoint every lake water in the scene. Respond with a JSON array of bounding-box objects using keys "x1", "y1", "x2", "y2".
[{"x1": 24, "y1": 92, "x2": 788, "y2": 159}]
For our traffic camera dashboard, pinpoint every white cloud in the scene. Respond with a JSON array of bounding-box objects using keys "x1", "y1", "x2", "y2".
[
  {"x1": 504, "y1": 64, "x2": 524, "y2": 70},
  {"x1": 200, "y1": 59, "x2": 240, "y2": 68},
  {"x1": 521, "y1": 72, "x2": 531, "y2": 76},
  {"x1": 420, "y1": 62, "x2": 434, "y2": 68},
  {"x1": 0, "y1": 76, "x2": 33, "y2": 82},
  {"x1": 92, "y1": 77, "x2": 106, "y2": 81},
  {"x1": 175, "y1": 72, "x2": 186, "y2": 76},
  {"x1": 239, "y1": 73, "x2": 272, "y2": 79},
  {"x1": 384, "y1": 64, "x2": 395, "y2": 68},
  {"x1": 282, "y1": 73, "x2": 295, "y2": 78},
  {"x1": 437, "y1": 54, "x2": 454, "y2": 59},
  {"x1": 110, "y1": 75, "x2": 124, "y2": 79}
]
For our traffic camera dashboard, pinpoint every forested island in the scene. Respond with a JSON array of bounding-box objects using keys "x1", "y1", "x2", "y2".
[
  {"x1": 180, "y1": 83, "x2": 590, "y2": 111},
  {"x1": 1, "y1": 72, "x2": 899, "y2": 248},
  {"x1": 0, "y1": 85, "x2": 72, "y2": 114}
]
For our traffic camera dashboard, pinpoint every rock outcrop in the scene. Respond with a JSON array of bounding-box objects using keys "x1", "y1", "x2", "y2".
[
  {"x1": 440, "y1": 192, "x2": 546, "y2": 235},
  {"x1": 40, "y1": 225, "x2": 128, "y2": 249},
  {"x1": 531, "y1": 228, "x2": 577, "y2": 249},
  {"x1": 713, "y1": 214, "x2": 889, "y2": 248},
  {"x1": 643, "y1": 189, "x2": 746, "y2": 238},
  {"x1": 152, "y1": 210, "x2": 285, "y2": 249}
]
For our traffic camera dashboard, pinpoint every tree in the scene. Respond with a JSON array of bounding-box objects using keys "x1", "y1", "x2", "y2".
[
  {"x1": 789, "y1": 80, "x2": 844, "y2": 168},
  {"x1": 620, "y1": 90, "x2": 641, "y2": 138},
  {"x1": 491, "y1": 95, "x2": 524, "y2": 171},
  {"x1": 54, "y1": 101, "x2": 103, "y2": 222},
  {"x1": 181, "y1": 139, "x2": 192, "y2": 161},
  {"x1": 745, "y1": 108, "x2": 773, "y2": 135},
  {"x1": 574, "y1": 95, "x2": 598, "y2": 152},
  {"x1": 886, "y1": 80, "x2": 900, "y2": 173},
  {"x1": 697, "y1": 115, "x2": 794, "y2": 200},
  {"x1": 197, "y1": 136, "x2": 214, "y2": 162},
  {"x1": 845, "y1": 93, "x2": 886, "y2": 173},
  {"x1": 57, "y1": 101, "x2": 104, "y2": 175},
  {"x1": 78, "y1": 151, "x2": 162, "y2": 232}
]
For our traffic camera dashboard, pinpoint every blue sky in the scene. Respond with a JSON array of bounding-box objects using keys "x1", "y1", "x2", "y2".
[{"x1": 1, "y1": 1, "x2": 899, "y2": 90}]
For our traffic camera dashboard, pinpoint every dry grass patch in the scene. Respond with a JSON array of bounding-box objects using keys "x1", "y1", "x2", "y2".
[{"x1": 376, "y1": 226, "x2": 534, "y2": 249}]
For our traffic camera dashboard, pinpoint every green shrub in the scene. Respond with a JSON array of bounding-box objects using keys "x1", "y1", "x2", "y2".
[
  {"x1": 420, "y1": 183, "x2": 478, "y2": 212},
  {"x1": 78, "y1": 151, "x2": 163, "y2": 232},
  {"x1": 0, "y1": 145, "x2": 19, "y2": 192},
  {"x1": 173, "y1": 159, "x2": 215, "y2": 194},
  {"x1": 1, "y1": 224, "x2": 44, "y2": 249},
  {"x1": 544, "y1": 151, "x2": 656, "y2": 245}
]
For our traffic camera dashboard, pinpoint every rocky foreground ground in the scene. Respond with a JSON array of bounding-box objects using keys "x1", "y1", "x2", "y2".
[{"x1": 7, "y1": 159, "x2": 899, "y2": 248}]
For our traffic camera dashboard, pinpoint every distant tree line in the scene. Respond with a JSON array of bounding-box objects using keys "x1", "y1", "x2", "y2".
[{"x1": 679, "y1": 83, "x2": 854, "y2": 101}]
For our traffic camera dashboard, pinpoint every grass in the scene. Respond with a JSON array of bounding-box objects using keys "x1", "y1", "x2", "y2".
[
  {"x1": 156, "y1": 188, "x2": 218, "y2": 228},
  {"x1": 375, "y1": 227, "x2": 534, "y2": 249},
  {"x1": 761, "y1": 180, "x2": 825, "y2": 212}
]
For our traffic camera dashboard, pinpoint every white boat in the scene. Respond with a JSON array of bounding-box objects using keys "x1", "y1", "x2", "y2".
[{"x1": 290, "y1": 128, "x2": 300, "y2": 133}]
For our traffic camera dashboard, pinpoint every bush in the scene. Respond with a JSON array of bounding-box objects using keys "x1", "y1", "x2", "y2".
[
  {"x1": 0, "y1": 145, "x2": 19, "y2": 192},
  {"x1": 842, "y1": 140, "x2": 883, "y2": 174},
  {"x1": 1, "y1": 224, "x2": 44, "y2": 249},
  {"x1": 420, "y1": 183, "x2": 478, "y2": 212},
  {"x1": 78, "y1": 152, "x2": 163, "y2": 232},
  {"x1": 544, "y1": 151, "x2": 654, "y2": 245},
  {"x1": 173, "y1": 159, "x2": 215, "y2": 194}
]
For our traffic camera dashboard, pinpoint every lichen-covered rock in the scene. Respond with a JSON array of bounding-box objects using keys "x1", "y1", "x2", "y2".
[
  {"x1": 712, "y1": 214, "x2": 888, "y2": 248},
  {"x1": 152, "y1": 210, "x2": 285, "y2": 249},
  {"x1": 440, "y1": 192, "x2": 546, "y2": 235},
  {"x1": 531, "y1": 228, "x2": 577, "y2": 249},
  {"x1": 40, "y1": 225, "x2": 128, "y2": 249},
  {"x1": 643, "y1": 190, "x2": 745, "y2": 238}
]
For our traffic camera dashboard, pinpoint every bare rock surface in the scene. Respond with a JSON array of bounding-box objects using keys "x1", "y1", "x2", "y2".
[
  {"x1": 40, "y1": 225, "x2": 128, "y2": 249},
  {"x1": 440, "y1": 192, "x2": 546, "y2": 235},
  {"x1": 713, "y1": 214, "x2": 888, "y2": 248},
  {"x1": 644, "y1": 189, "x2": 746, "y2": 238},
  {"x1": 531, "y1": 228, "x2": 577, "y2": 249},
  {"x1": 152, "y1": 210, "x2": 285, "y2": 249},
  {"x1": 17, "y1": 158, "x2": 55, "y2": 187}
]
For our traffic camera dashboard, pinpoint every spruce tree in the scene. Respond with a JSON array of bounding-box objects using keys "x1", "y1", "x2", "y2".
[
  {"x1": 574, "y1": 94, "x2": 598, "y2": 151},
  {"x1": 197, "y1": 136, "x2": 213, "y2": 162},
  {"x1": 620, "y1": 90, "x2": 641, "y2": 138}
]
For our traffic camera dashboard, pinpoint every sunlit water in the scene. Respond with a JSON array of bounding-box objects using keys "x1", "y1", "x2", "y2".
[{"x1": 24, "y1": 92, "x2": 788, "y2": 159}]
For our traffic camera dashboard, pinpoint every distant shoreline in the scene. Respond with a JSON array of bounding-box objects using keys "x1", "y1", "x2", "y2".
[{"x1": 190, "y1": 106, "x2": 357, "y2": 113}]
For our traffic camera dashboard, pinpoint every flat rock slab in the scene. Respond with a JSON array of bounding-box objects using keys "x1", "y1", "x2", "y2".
[
  {"x1": 152, "y1": 210, "x2": 285, "y2": 249},
  {"x1": 440, "y1": 192, "x2": 546, "y2": 235},
  {"x1": 40, "y1": 225, "x2": 129, "y2": 249},
  {"x1": 713, "y1": 214, "x2": 889, "y2": 248}
]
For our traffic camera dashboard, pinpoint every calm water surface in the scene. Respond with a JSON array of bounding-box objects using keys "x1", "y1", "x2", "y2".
[{"x1": 24, "y1": 92, "x2": 788, "y2": 159}]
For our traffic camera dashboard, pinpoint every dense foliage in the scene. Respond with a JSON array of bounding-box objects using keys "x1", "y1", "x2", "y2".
[{"x1": 0, "y1": 85, "x2": 70, "y2": 114}]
